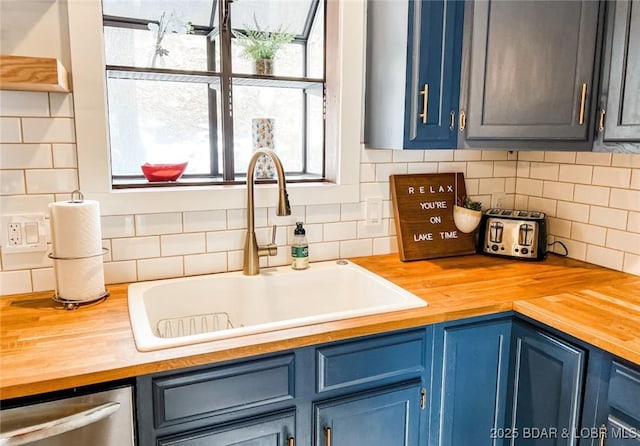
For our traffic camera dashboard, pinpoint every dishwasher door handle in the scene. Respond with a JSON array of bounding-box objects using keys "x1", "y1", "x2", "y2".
[{"x1": 0, "y1": 401, "x2": 121, "y2": 446}]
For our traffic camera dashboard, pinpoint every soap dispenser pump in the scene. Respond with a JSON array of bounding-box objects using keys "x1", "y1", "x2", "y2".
[{"x1": 291, "y1": 222, "x2": 309, "y2": 270}]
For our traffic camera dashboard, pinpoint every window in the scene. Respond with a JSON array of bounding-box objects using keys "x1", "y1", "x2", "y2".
[{"x1": 102, "y1": 0, "x2": 326, "y2": 186}]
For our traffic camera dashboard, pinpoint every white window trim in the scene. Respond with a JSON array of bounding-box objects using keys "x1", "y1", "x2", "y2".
[{"x1": 67, "y1": 0, "x2": 363, "y2": 215}]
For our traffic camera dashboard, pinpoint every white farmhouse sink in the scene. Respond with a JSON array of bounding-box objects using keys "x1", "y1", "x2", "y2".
[{"x1": 128, "y1": 260, "x2": 426, "y2": 351}]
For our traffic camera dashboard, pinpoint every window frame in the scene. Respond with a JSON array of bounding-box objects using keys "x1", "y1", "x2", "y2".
[{"x1": 67, "y1": 0, "x2": 362, "y2": 215}]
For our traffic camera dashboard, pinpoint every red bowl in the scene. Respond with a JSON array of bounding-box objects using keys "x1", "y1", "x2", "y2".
[{"x1": 141, "y1": 162, "x2": 188, "y2": 182}]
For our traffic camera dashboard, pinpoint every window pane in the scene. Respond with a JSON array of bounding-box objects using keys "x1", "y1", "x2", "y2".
[
  {"x1": 107, "y1": 78, "x2": 220, "y2": 176},
  {"x1": 307, "y1": 0, "x2": 324, "y2": 79},
  {"x1": 232, "y1": 86, "x2": 305, "y2": 174},
  {"x1": 307, "y1": 91, "x2": 324, "y2": 175},
  {"x1": 104, "y1": 26, "x2": 215, "y2": 71},
  {"x1": 102, "y1": 0, "x2": 216, "y2": 28},
  {"x1": 230, "y1": 0, "x2": 314, "y2": 36},
  {"x1": 232, "y1": 41, "x2": 304, "y2": 77}
]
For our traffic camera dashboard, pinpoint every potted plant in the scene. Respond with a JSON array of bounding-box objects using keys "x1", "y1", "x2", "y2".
[
  {"x1": 232, "y1": 18, "x2": 294, "y2": 75},
  {"x1": 453, "y1": 196, "x2": 483, "y2": 233}
]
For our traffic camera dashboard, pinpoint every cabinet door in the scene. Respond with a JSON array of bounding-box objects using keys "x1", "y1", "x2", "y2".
[
  {"x1": 603, "y1": 0, "x2": 640, "y2": 142},
  {"x1": 404, "y1": 0, "x2": 465, "y2": 149},
  {"x1": 464, "y1": 0, "x2": 600, "y2": 141},
  {"x1": 435, "y1": 317, "x2": 512, "y2": 446},
  {"x1": 314, "y1": 383, "x2": 423, "y2": 446},
  {"x1": 509, "y1": 322, "x2": 585, "y2": 445},
  {"x1": 157, "y1": 412, "x2": 295, "y2": 446}
]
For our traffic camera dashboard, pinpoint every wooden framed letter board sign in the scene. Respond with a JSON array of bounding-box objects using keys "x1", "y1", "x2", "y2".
[{"x1": 390, "y1": 173, "x2": 475, "y2": 261}]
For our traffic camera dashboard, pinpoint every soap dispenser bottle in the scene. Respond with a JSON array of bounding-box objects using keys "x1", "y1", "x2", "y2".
[{"x1": 291, "y1": 222, "x2": 309, "y2": 270}]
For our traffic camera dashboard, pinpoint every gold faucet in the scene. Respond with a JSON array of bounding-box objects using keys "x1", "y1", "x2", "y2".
[{"x1": 243, "y1": 148, "x2": 291, "y2": 275}]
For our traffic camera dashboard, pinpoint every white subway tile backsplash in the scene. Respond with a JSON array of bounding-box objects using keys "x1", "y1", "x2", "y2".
[
  {"x1": 306, "y1": 204, "x2": 341, "y2": 224},
  {"x1": 530, "y1": 162, "x2": 559, "y2": 181},
  {"x1": 0, "y1": 91, "x2": 49, "y2": 116},
  {"x1": 183, "y1": 210, "x2": 227, "y2": 232},
  {"x1": 407, "y1": 162, "x2": 438, "y2": 174},
  {"x1": 543, "y1": 181, "x2": 574, "y2": 201},
  {"x1": 628, "y1": 212, "x2": 640, "y2": 233},
  {"x1": 112, "y1": 236, "x2": 160, "y2": 260},
  {"x1": 360, "y1": 163, "x2": 376, "y2": 182},
  {"x1": 0, "y1": 170, "x2": 25, "y2": 195},
  {"x1": 341, "y1": 202, "x2": 363, "y2": 221},
  {"x1": 360, "y1": 182, "x2": 391, "y2": 201},
  {"x1": 505, "y1": 178, "x2": 516, "y2": 195},
  {"x1": 424, "y1": 150, "x2": 454, "y2": 162},
  {"x1": 323, "y1": 221, "x2": 357, "y2": 241},
  {"x1": 373, "y1": 236, "x2": 398, "y2": 255},
  {"x1": 309, "y1": 241, "x2": 340, "y2": 262},
  {"x1": 516, "y1": 161, "x2": 531, "y2": 178},
  {"x1": 586, "y1": 245, "x2": 624, "y2": 271},
  {"x1": 544, "y1": 152, "x2": 576, "y2": 164},
  {"x1": 51, "y1": 144, "x2": 76, "y2": 168},
  {"x1": 610, "y1": 189, "x2": 640, "y2": 212},
  {"x1": 576, "y1": 152, "x2": 611, "y2": 166},
  {"x1": 494, "y1": 161, "x2": 517, "y2": 177},
  {"x1": 184, "y1": 252, "x2": 227, "y2": 276},
  {"x1": 558, "y1": 164, "x2": 592, "y2": 184},
  {"x1": 0, "y1": 118, "x2": 22, "y2": 142},
  {"x1": 49, "y1": 93, "x2": 74, "y2": 117},
  {"x1": 454, "y1": 150, "x2": 482, "y2": 161},
  {"x1": 0, "y1": 144, "x2": 51, "y2": 168},
  {"x1": 606, "y1": 229, "x2": 640, "y2": 255},
  {"x1": 631, "y1": 169, "x2": 640, "y2": 190},
  {"x1": 571, "y1": 222, "x2": 606, "y2": 245},
  {"x1": 227, "y1": 208, "x2": 266, "y2": 229},
  {"x1": 101, "y1": 215, "x2": 135, "y2": 238},
  {"x1": 464, "y1": 178, "x2": 480, "y2": 195},
  {"x1": 375, "y1": 163, "x2": 407, "y2": 182},
  {"x1": 361, "y1": 148, "x2": 393, "y2": 163},
  {"x1": 207, "y1": 229, "x2": 245, "y2": 252},
  {"x1": 25, "y1": 169, "x2": 77, "y2": 194},
  {"x1": 438, "y1": 161, "x2": 467, "y2": 175},
  {"x1": 623, "y1": 253, "x2": 640, "y2": 275},
  {"x1": 554, "y1": 237, "x2": 587, "y2": 261},
  {"x1": 161, "y1": 233, "x2": 205, "y2": 256},
  {"x1": 592, "y1": 166, "x2": 631, "y2": 188},
  {"x1": 1, "y1": 194, "x2": 54, "y2": 214},
  {"x1": 0, "y1": 270, "x2": 32, "y2": 295},
  {"x1": 135, "y1": 212, "x2": 182, "y2": 235},
  {"x1": 478, "y1": 178, "x2": 505, "y2": 194},
  {"x1": 573, "y1": 184, "x2": 610, "y2": 206},
  {"x1": 481, "y1": 150, "x2": 509, "y2": 161},
  {"x1": 547, "y1": 217, "x2": 571, "y2": 238},
  {"x1": 137, "y1": 256, "x2": 183, "y2": 281},
  {"x1": 104, "y1": 260, "x2": 137, "y2": 285},
  {"x1": 31, "y1": 268, "x2": 54, "y2": 292},
  {"x1": 22, "y1": 118, "x2": 75, "y2": 143},
  {"x1": 612, "y1": 153, "x2": 640, "y2": 168},
  {"x1": 227, "y1": 250, "x2": 245, "y2": 272},
  {"x1": 340, "y1": 239, "x2": 373, "y2": 258},
  {"x1": 589, "y1": 206, "x2": 628, "y2": 230},
  {"x1": 557, "y1": 201, "x2": 590, "y2": 223},
  {"x1": 392, "y1": 150, "x2": 424, "y2": 162},
  {"x1": 466, "y1": 161, "x2": 494, "y2": 178},
  {"x1": 528, "y1": 196, "x2": 557, "y2": 217},
  {"x1": 518, "y1": 151, "x2": 545, "y2": 162}
]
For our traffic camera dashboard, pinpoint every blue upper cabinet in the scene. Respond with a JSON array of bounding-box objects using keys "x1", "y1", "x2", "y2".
[{"x1": 364, "y1": 0, "x2": 465, "y2": 150}]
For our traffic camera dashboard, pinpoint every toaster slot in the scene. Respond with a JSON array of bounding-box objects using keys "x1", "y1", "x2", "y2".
[
  {"x1": 518, "y1": 224, "x2": 534, "y2": 247},
  {"x1": 489, "y1": 222, "x2": 504, "y2": 243}
]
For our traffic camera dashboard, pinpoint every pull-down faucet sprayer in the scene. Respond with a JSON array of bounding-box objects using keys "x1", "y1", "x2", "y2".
[{"x1": 243, "y1": 148, "x2": 291, "y2": 275}]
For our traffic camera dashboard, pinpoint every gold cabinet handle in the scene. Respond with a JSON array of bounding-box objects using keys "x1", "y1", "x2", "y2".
[
  {"x1": 450, "y1": 111, "x2": 455, "y2": 131},
  {"x1": 324, "y1": 426, "x2": 332, "y2": 446},
  {"x1": 579, "y1": 83, "x2": 588, "y2": 125},
  {"x1": 288, "y1": 437, "x2": 295, "y2": 446},
  {"x1": 419, "y1": 84, "x2": 429, "y2": 124},
  {"x1": 459, "y1": 110, "x2": 466, "y2": 131},
  {"x1": 599, "y1": 108, "x2": 606, "y2": 132},
  {"x1": 599, "y1": 424, "x2": 606, "y2": 446}
]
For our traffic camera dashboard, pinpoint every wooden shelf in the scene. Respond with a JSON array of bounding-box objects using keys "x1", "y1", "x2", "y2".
[{"x1": 0, "y1": 55, "x2": 70, "y2": 92}]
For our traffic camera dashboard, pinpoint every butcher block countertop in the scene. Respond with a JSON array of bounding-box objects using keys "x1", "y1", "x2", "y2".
[{"x1": 1, "y1": 254, "x2": 639, "y2": 400}]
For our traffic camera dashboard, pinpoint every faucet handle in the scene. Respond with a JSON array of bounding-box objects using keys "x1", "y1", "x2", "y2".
[
  {"x1": 270, "y1": 224, "x2": 277, "y2": 245},
  {"x1": 257, "y1": 225, "x2": 279, "y2": 258}
]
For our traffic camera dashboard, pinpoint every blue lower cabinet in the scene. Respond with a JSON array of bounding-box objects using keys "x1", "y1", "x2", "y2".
[
  {"x1": 314, "y1": 382, "x2": 424, "y2": 446},
  {"x1": 509, "y1": 322, "x2": 586, "y2": 445},
  {"x1": 434, "y1": 316, "x2": 512, "y2": 446},
  {"x1": 157, "y1": 411, "x2": 295, "y2": 446}
]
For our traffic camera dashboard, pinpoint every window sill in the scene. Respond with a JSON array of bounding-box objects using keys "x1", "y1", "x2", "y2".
[{"x1": 88, "y1": 180, "x2": 360, "y2": 215}]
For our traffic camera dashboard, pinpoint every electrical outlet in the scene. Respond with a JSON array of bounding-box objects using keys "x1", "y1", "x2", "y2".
[
  {"x1": 491, "y1": 193, "x2": 507, "y2": 209},
  {"x1": 7, "y1": 223, "x2": 22, "y2": 246}
]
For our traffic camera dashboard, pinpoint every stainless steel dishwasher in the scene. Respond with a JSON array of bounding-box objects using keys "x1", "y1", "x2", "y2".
[{"x1": 0, "y1": 385, "x2": 134, "y2": 446}]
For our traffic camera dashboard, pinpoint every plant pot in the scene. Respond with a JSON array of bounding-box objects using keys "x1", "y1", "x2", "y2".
[
  {"x1": 453, "y1": 205, "x2": 482, "y2": 233},
  {"x1": 255, "y1": 58, "x2": 273, "y2": 75}
]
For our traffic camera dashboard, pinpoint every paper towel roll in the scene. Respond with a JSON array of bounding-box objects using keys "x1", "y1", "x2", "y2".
[
  {"x1": 54, "y1": 257, "x2": 105, "y2": 301},
  {"x1": 49, "y1": 199, "x2": 105, "y2": 301},
  {"x1": 49, "y1": 200, "x2": 102, "y2": 258}
]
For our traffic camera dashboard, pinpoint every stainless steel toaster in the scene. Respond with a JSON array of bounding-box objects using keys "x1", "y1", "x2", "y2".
[{"x1": 477, "y1": 209, "x2": 547, "y2": 260}]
